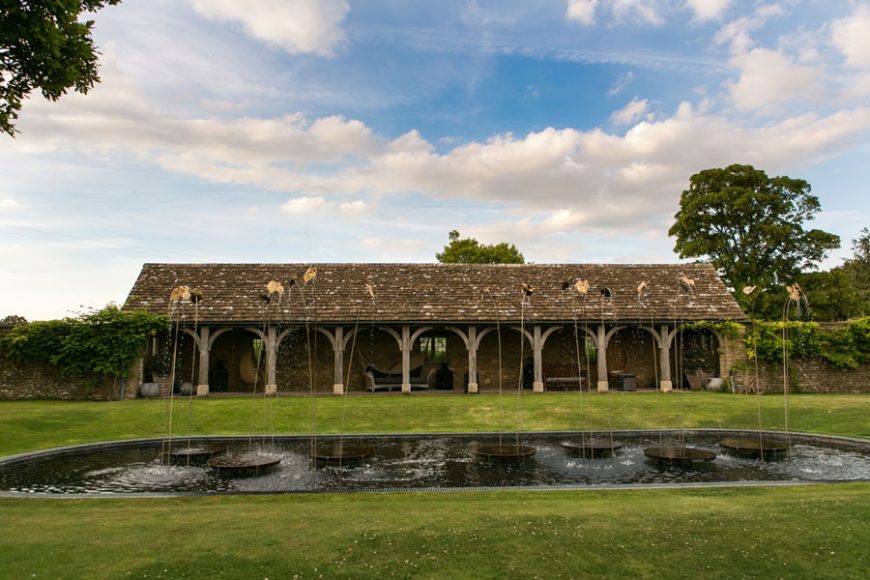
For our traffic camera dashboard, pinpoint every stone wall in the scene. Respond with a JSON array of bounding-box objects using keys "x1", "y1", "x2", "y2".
[
  {"x1": 733, "y1": 359, "x2": 870, "y2": 394},
  {"x1": 0, "y1": 355, "x2": 119, "y2": 400},
  {"x1": 0, "y1": 325, "x2": 136, "y2": 400}
]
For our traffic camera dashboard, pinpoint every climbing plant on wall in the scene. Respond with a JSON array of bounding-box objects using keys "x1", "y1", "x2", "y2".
[
  {"x1": 0, "y1": 305, "x2": 168, "y2": 379},
  {"x1": 745, "y1": 318, "x2": 870, "y2": 370}
]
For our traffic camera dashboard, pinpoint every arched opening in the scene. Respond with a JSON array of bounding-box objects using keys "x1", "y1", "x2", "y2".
[
  {"x1": 670, "y1": 328, "x2": 721, "y2": 390},
  {"x1": 416, "y1": 328, "x2": 466, "y2": 391},
  {"x1": 540, "y1": 326, "x2": 595, "y2": 390},
  {"x1": 475, "y1": 326, "x2": 529, "y2": 392},
  {"x1": 606, "y1": 327, "x2": 658, "y2": 389},
  {"x1": 275, "y1": 326, "x2": 333, "y2": 392},
  {"x1": 209, "y1": 328, "x2": 267, "y2": 392}
]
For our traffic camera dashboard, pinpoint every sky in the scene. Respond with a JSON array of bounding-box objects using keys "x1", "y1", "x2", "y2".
[{"x1": 2, "y1": 0, "x2": 869, "y2": 320}]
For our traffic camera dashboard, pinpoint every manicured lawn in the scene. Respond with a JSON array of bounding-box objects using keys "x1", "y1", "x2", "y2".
[
  {"x1": 1, "y1": 485, "x2": 868, "y2": 579},
  {"x1": 1, "y1": 394, "x2": 868, "y2": 579},
  {"x1": 0, "y1": 392, "x2": 868, "y2": 457}
]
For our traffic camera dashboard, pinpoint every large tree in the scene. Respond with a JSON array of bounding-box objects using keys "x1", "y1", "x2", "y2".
[
  {"x1": 841, "y1": 227, "x2": 870, "y2": 314},
  {"x1": 436, "y1": 230, "x2": 525, "y2": 264},
  {"x1": 668, "y1": 164, "x2": 840, "y2": 312},
  {"x1": 0, "y1": 0, "x2": 120, "y2": 136}
]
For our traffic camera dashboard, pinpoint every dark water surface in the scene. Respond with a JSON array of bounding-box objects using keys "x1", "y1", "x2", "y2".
[{"x1": 1, "y1": 432, "x2": 868, "y2": 495}]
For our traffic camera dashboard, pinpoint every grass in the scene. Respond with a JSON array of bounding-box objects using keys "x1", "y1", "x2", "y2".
[
  {"x1": 1, "y1": 393, "x2": 868, "y2": 579},
  {"x1": 1, "y1": 485, "x2": 868, "y2": 579},
  {"x1": 0, "y1": 392, "x2": 868, "y2": 457}
]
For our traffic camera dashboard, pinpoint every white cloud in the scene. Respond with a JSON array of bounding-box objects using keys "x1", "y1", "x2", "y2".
[
  {"x1": 685, "y1": 0, "x2": 730, "y2": 22},
  {"x1": 611, "y1": 0, "x2": 664, "y2": 26},
  {"x1": 338, "y1": 200, "x2": 368, "y2": 215},
  {"x1": 715, "y1": 4, "x2": 784, "y2": 54},
  {"x1": 566, "y1": 0, "x2": 598, "y2": 26},
  {"x1": 9, "y1": 45, "x2": 870, "y2": 240},
  {"x1": 611, "y1": 98, "x2": 651, "y2": 125},
  {"x1": 280, "y1": 196, "x2": 368, "y2": 217},
  {"x1": 727, "y1": 47, "x2": 823, "y2": 113},
  {"x1": 608, "y1": 71, "x2": 636, "y2": 96},
  {"x1": 0, "y1": 198, "x2": 18, "y2": 210},
  {"x1": 568, "y1": 0, "x2": 664, "y2": 27},
  {"x1": 188, "y1": 0, "x2": 349, "y2": 56},
  {"x1": 280, "y1": 196, "x2": 326, "y2": 214},
  {"x1": 831, "y1": 5, "x2": 870, "y2": 68}
]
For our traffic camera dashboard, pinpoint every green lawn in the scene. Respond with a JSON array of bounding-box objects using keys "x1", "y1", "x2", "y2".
[
  {"x1": 1, "y1": 393, "x2": 869, "y2": 579},
  {"x1": 1, "y1": 392, "x2": 869, "y2": 457},
  {"x1": 1, "y1": 485, "x2": 868, "y2": 579}
]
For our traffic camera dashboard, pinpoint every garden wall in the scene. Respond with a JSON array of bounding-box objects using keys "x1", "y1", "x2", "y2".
[
  {"x1": 732, "y1": 359, "x2": 870, "y2": 394},
  {"x1": 0, "y1": 325, "x2": 124, "y2": 400},
  {"x1": 0, "y1": 356, "x2": 120, "y2": 400}
]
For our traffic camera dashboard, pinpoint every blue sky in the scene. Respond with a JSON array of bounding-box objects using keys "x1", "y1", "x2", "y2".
[{"x1": 2, "y1": 0, "x2": 869, "y2": 319}]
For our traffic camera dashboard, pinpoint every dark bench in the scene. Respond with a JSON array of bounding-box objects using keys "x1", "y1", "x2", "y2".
[
  {"x1": 543, "y1": 365, "x2": 586, "y2": 391},
  {"x1": 364, "y1": 368, "x2": 434, "y2": 392}
]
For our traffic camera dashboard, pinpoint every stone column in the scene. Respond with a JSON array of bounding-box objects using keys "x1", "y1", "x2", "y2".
[
  {"x1": 596, "y1": 324, "x2": 609, "y2": 392},
  {"x1": 333, "y1": 327, "x2": 345, "y2": 395},
  {"x1": 401, "y1": 325, "x2": 411, "y2": 394},
  {"x1": 467, "y1": 326, "x2": 479, "y2": 393},
  {"x1": 196, "y1": 327, "x2": 210, "y2": 396},
  {"x1": 125, "y1": 356, "x2": 145, "y2": 400},
  {"x1": 264, "y1": 326, "x2": 278, "y2": 395},
  {"x1": 659, "y1": 324, "x2": 673, "y2": 392},
  {"x1": 532, "y1": 325, "x2": 544, "y2": 392}
]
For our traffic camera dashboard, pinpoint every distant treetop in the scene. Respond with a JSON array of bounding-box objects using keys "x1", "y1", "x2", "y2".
[{"x1": 436, "y1": 230, "x2": 525, "y2": 264}]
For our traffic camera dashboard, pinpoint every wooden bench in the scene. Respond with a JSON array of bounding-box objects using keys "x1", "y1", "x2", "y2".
[{"x1": 543, "y1": 365, "x2": 586, "y2": 391}]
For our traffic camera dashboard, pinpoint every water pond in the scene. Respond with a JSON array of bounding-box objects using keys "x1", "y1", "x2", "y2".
[{"x1": 1, "y1": 431, "x2": 868, "y2": 495}]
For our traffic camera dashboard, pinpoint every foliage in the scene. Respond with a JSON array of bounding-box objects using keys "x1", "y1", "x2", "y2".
[
  {"x1": 843, "y1": 227, "x2": 870, "y2": 312},
  {"x1": 436, "y1": 230, "x2": 525, "y2": 264},
  {"x1": 746, "y1": 321, "x2": 821, "y2": 363},
  {"x1": 745, "y1": 318, "x2": 870, "y2": 370},
  {"x1": 683, "y1": 320, "x2": 742, "y2": 340},
  {"x1": 0, "y1": 305, "x2": 168, "y2": 379},
  {"x1": 0, "y1": 315, "x2": 27, "y2": 327},
  {"x1": 0, "y1": 1, "x2": 121, "y2": 136},
  {"x1": 668, "y1": 164, "x2": 840, "y2": 313}
]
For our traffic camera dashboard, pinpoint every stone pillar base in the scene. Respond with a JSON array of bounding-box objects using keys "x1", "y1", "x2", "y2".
[
  {"x1": 264, "y1": 384, "x2": 278, "y2": 396},
  {"x1": 333, "y1": 383, "x2": 344, "y2": 395},
  {"x1": 467, "y1": 382, "x2": 479, "y2": 394},
  {"x1": 401, "y1": 383, "x2": 411, "y2": 394},
  {"x1": 196, "y1": 384, "x2": 209, "y2": 397},
  {"x1": 660, "y1": 380, "x2": 673, "y2": 393},
  {"x1": 597, "y1": 380, "x2": 609, "y2": 393},
  {"x1": 532, "y1": 381, "x2": 544, "y2": 393}
]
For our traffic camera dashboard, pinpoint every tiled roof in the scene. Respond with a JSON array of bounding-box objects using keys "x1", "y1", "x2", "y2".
[{"x1": 123, "y1": 263, "x2": 746, "y2": 324}]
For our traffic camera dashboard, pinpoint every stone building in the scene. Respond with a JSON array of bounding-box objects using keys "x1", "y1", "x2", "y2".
[{"x1": 123, "y1": 263, "x2": 746, "y2": 396}]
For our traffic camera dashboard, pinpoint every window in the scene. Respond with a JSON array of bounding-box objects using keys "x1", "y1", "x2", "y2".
[{"x1": 419, "y1": 335, "x2": 447, "y2": 362}]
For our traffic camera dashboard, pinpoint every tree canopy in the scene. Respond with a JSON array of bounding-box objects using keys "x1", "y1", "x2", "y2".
[
  {"x1": 436, "y1": 230, "x2": 525, "y2": 264},
  {"x1": 843, "y1": 227, "x2": 870, "y2": 305},
  {"x1": 668, "y1": 164, "x2": 840, "y2": 313},
  {"x1": 0, "y1": 0, "x2": 120, "y2": 136}
]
